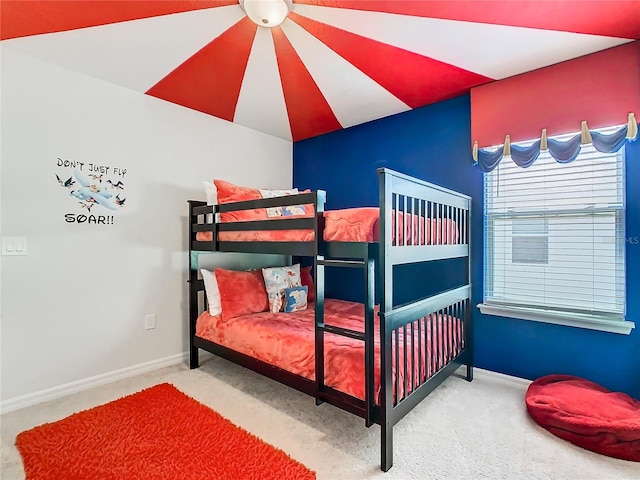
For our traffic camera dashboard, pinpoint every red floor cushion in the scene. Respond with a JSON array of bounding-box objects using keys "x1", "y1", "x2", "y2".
[{"x1": 525, "y1": 374, "x2": 640, "y2": 462}]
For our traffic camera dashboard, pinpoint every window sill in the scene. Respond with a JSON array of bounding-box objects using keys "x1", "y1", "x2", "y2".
[{"x1": 477, "y1": 303, "x2": 635, "y2": 335}]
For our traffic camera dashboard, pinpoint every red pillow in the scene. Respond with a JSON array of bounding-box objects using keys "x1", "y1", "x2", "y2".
[
  {"x1": 526, "y1": 374, "x2": 640, "y2": 462},
  {"x1": 214, "y1": 268, "x2": 269, "y2": 320},
  {"x1": 301, "y1": 266, "x2": 315, "y2": 302},
  {"x1": 215, "y1": 179, "x2": 316, "y2": 222},
  {"x1": 214, "y1": 179, "x2": 266, "y2": 223}
]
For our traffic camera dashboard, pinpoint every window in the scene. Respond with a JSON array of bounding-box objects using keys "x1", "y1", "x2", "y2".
[{"x1": 479, "y1": 129, "x2": 633, "y2": 334}]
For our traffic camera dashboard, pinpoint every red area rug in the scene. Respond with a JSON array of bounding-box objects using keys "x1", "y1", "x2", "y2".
[{"x1": 16, "y1": 383, "x2": 315, "y2": 480}]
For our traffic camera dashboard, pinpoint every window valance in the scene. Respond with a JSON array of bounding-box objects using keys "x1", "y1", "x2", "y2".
[{"x1": 473, "y1": 113, "x2": 638, "y2": 173}]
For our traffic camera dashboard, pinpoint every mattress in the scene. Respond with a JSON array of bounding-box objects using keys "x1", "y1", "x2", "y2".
[
  {"x1": 196, "y1": 207, "x2": 459, "y2": 244},
  {"x1": 196, "y1": 298, "x2": 464, "y2": 402}
]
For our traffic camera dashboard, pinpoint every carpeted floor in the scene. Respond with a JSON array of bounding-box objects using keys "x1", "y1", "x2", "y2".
[{"x1": 2, "y1": 357, "x2": 638, "y2": 479}]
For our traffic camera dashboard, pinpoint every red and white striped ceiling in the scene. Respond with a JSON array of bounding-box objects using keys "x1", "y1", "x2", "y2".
[{"x1": 2, "y1": 1, "x2": 639, "y2": 141}]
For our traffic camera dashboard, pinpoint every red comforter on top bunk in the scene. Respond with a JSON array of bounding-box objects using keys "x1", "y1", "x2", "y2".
[
  {"x1": 196, "y1": 298, "x2": 464, "y2": 403},
  {"x1": 197, "y1": 207, "x2": 459, "y2": 244}
]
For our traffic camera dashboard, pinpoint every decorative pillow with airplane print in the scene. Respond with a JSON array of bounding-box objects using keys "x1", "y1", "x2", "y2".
[
  {"x1": 261, "y1": 264, "x2": 302, "y2": 313},
  {"x1": 284, "y1": 286, "x2": 308, "y2": 313},
  {"x1": 258, "y1": 188, "x2": 300, "y2": 217}
]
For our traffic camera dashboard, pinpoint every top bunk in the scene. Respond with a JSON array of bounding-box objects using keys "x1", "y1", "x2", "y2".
[{"x1": 189, "y1": 168, "x2": 470, "y2": 263}]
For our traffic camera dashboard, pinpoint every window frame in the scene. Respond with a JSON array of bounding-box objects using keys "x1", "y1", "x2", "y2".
[{"x1": 478, "y1": 132, "x2": 635, "y2": 335}]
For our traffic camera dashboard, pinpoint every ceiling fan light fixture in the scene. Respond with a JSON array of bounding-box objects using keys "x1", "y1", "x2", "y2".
[{"x1": 239, "y1": 0, "x2": 292, "y2": 28}]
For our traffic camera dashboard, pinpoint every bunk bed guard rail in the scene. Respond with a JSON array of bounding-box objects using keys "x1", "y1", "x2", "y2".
[{"x1": 377, "y1": 168, "x2": 472, "y2": 471}]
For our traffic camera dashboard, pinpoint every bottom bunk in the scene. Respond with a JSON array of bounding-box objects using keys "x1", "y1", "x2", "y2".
[
  {"x1": 189, "y1": 262, "x2": 472, "y2": 470},
  {"x1": 196, "y1": 297, "x2": 466, "y2": 405}
]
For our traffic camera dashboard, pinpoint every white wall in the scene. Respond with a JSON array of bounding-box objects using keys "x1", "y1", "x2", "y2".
[{"x1": 0, "y1": 46, "x2": 292, "y2": 410}]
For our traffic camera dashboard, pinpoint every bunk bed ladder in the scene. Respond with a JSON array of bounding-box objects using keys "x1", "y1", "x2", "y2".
[{"x1": 313, "y1": 253, "x2": 377, "y2": 425}]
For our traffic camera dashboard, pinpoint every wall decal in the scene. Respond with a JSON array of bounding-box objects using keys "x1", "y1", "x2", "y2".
[{"x1": 55, "y1": 157, "x2": 127, "y2": 224}]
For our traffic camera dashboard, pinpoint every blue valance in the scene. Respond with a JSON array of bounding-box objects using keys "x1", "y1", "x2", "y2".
[{"x1": 473, "y1": 113, "x2": 638, "y2": 173}]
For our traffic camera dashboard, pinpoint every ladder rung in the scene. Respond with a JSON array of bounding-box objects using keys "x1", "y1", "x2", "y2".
[
  {"x1": 321, "y1": 324, "x2": 365, "y2": 341},
  {"x1": 319, "y1": 259, "x2": 365, "y2": 268}
]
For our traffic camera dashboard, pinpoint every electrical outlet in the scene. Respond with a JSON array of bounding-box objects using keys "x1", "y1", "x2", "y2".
[{"x1": 144, "y1": 314, "x2": 156, "y2": 330}]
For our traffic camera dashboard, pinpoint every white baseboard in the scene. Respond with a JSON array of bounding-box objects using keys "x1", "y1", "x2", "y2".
[
  {"x1": 0, "y1": 353, "x2": 188, "y2": 415},
  {"x1": 473, "y1": 367, "x2": 532, "y2": 387},
  {"x1": 1, "y1": 355, "x2": 528, "y2": 415}
]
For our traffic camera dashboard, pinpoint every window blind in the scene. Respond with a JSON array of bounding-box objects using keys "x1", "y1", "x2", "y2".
[{"x1": 483, "y1": 132, "x2": 625, "y2": 319}]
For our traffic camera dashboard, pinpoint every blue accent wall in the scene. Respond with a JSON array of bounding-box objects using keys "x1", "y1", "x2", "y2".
[{"x1": 293, "y1": 95, "x2": 640, "y2": 399}]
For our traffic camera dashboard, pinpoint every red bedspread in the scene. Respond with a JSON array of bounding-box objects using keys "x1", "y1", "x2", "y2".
[
  {"x1": 196, "y1": 207, "x2": 459, "y2": 244},
  {"x1": 196, "y1": 299, "x2": 463, "y2": 403}
]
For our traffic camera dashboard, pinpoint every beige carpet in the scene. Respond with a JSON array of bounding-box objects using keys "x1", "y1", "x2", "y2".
[{"x1": 2, "y1": 357, "x2": 638, "y2": 479}]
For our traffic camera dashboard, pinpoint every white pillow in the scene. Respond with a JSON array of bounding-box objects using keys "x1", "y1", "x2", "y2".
[
  {"x1": 259, "y1": 188, "x2": 298, "y2": 218},
  {"x1": 200, "y1": 269, "x2": 222, "y2": 316},
  {"x1": 203, "y1": 181, "x2": 218, "y2": 205}
]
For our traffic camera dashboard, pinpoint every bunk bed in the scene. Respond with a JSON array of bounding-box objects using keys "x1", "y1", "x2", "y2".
[{"x1": 188, "y1": 168, "x2": 473, "y2": 472}]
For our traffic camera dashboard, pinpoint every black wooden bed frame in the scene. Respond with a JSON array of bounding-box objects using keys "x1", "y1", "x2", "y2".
[{"x1": 188, "y1": 168, "x2": 473, "y2": 471}]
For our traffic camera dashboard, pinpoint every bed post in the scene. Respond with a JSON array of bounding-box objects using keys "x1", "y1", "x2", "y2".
[
  {"x1": 364, "y1": 249, "x2": 375, "y2": 427},
  {"x1": 378, "y1": 168, "x2": 394, "y2": 472},
  {"x1": 189, "y1": 267, "x2": 200, "y2": 369},
  {"x1": 314, "y1": 253, "x2": 326, "y2": 405},
  {"x1": 314, "y1": 191, "x2": 327, "y2": 405},
  {"x1": 465, "y1": 202, "x2": 474, "y2": 382},
  {"x1": 188, "y1": 201, "x2": 199, "y2": 369}
]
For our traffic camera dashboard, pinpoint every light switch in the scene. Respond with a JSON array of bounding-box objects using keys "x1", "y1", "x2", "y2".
[{"x1": 2, "y1": 237, "x2": 28, "y2": 256}]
